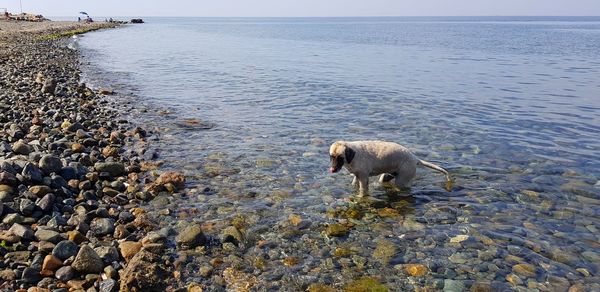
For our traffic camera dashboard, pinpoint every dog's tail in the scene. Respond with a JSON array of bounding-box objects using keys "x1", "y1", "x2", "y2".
[{"x1": 418, "y1": 159, "x2": 451, "y2": 182}]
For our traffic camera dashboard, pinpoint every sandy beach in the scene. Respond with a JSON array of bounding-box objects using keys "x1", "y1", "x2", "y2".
[{"x1": 0, "y1": 20, "x2": 178, "y2": 291}]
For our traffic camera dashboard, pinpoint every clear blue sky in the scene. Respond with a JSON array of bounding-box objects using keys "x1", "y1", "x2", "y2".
[{"x1": 2, "y1": 0, "x2": 599, "y2": 17}]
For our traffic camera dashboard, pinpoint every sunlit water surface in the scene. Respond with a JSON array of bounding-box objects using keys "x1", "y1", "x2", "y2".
[{"x1": 78, "y1": 17, "x2": 600, "y2": 290}]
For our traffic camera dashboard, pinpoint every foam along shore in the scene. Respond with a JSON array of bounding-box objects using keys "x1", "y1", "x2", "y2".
[{"x1": 0, "y1": 21, "x2": 179, "y2": 290}]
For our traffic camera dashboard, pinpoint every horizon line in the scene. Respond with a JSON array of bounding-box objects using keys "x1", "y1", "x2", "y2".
[{"x1": 47, "y1": 15, "x2": 600, "y2": 18}]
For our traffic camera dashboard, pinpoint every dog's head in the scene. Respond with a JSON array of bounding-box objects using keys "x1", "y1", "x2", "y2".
[{"x1": 328, "y1": 141, "x2": 355, "y2": 173}]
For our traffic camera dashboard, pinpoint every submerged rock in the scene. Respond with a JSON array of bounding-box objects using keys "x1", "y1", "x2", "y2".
[{"x1": 176, "y1": 223, "x2": 206, "y2": 248}]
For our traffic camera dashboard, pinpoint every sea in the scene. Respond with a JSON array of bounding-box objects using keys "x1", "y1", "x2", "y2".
[{"x1": 75, "y1": 17, "x2": 600, "y2": 290}]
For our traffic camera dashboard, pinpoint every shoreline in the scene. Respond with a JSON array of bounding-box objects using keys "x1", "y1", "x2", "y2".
[{"x1": 0, "y1": 22, "x2": 178, "y2": 291}]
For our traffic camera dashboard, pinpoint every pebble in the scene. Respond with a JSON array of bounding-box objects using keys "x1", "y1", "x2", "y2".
[
  {"x1": 176, "y1": 224, "x2": 206, "y2": 248},
  {"x1": 38, "y1": 154, "x2": 63, "y2": 174},
  {"x1": 71, "y1": 245, "x2": 104, "y2": 274},
  {"x1": 55, "y1": 266, "x2": 75, "y2": 281},
  {"x1": 90, "y1": 217, "x2": 116, "y2": 236}
]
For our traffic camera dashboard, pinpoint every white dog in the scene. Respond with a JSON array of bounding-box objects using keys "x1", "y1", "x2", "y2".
[{"x1": 329, "y1": 140, "x2": 451, "y2": 196}]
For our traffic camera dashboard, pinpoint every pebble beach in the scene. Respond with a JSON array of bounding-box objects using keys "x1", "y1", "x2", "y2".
[{"x1": 0, "y1": 21, "x2": 180, "y2": 291}]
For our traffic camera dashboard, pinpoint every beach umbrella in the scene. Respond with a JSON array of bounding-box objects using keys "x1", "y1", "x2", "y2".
[{"x1": 79, "y1": 11, "x2": 88, "y2": 15}]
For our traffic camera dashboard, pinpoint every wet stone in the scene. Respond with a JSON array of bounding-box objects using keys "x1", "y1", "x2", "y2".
[
  {"x1": 22, "y1": 267, "x2": 42, "y2": 284},
  {"x1": 325, "y1": 223, "x2": 348, "y2": 237},
  {"x1": 176, "y1": 224, "x2": 206, "y2": 248}
]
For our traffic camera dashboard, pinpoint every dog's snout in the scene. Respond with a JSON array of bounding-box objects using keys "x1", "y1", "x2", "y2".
[{"x1": 329, "y1": 155, "x2": 344, "y2": 173}]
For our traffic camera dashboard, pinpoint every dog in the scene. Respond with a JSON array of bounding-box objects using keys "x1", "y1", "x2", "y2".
[{"x1": 329, "y1": 140, "x2": 451, "y2": 196}]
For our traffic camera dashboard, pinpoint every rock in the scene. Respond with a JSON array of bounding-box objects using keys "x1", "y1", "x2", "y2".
[
  {"x1": 94, "y1": 162, "x2": 125, "y2": 177},
  {"x1": 176, "y1": 224, "x2": 206, "y2": 248},
  {"x1": 9, "y1": 223, "x2": 34, "y2": 240},
  {"x1": 21, "y1": 162, "x2": 43, "y2": 183},
  {"x1": 95, "y1": 246, "x2": 120, "y2": 264},
  {"x1": 444, "y1": 279, "x2": 465, "y2": 292},
  {"x1": 505, "y1": 274, "x2": 522, "y2": 286},
  {"x1": 344, "y1": 277, "x2": 388, "y2": 292},
  {"x1": 0, "y1": 230, "x2": 19, "y2": 243},
  {"x1": 42, "y1": 254, "x2": 63, "y2": 271},
  {"x1": 325, "y1": 223, "x2": 348, "y2": 237},
  {"x1": 119, "y1": 250, "x2": 169, "y2": 291},
  {"x1": 373, "y1": 239, "x2": 396, "y2": 265},
  {"x1": 223, "y1": 267, "x2": 258, "y2": 291},
  {"x1": 470, "y1": 281, "x2": 493, "y2": 292},
  {"x1": 55, "y1": 266, "x2": 74, "y2": 281},
  {"x1": 99, "y1": 279, "x2": 118, "y2": 292},
  {"x1": 449, "y1": 252, "x2": 468, "y2": 264},
  {"x1": 67, "y1": 231, "x2": 87, "y2": 244},
  {"x1": 3, "y1": 213, "x2": 24, "y2": 224},
  {"x1": 155, "y1": 171, "x2": 186, "y2": 190},
  {"x1": 404, "y1": 264, "x2": 428, "y2": 277},
  {"x1": 12, "y1": 140, "x2": 32, "y2": 155},
  {"x1": 90, "y1": 218, "x2": 115, "y2": 236},
  {"x1": 0, "y1": 171, "x2": 18, "y2": 186},
  {"x1": 120, "y1": 241, "x2": 142, "y2": 261},
  {"x1": 113, "y1": 225, "x2": 130, "y2": 239},
  {"x1": 512, "y1": 263, "x2": 536, "y2": 277},
  {"x1": 41, "y1": 77, "x2": 57, "y2": 94},
  {"x1": 22, "y1": 267, "x2": 42, "y2": 284},
  {"x1": 450, "y1": 235, "x2": 469, "y2": 243},
  {"x1": 221, "y1": 226, "x2": 244, "y2": 245},
  {"x1": 71, "y1": 244, "x2": 104, "y2": 274},
  {"x1": 35, "y1": 229, "x2": 62, "y2": 243},
  {"x1": 38, "y1": 154, "x2": 63, "y2": 174},
  {"x1": 19, "y1": 198, "x2": 35, "y2": 215},
  {"x1": 29, "y1": 185, "x2": 52, "y2": 197},
  {"x1": 37, "y1": 193, "x2": 55, "y2": 211}
]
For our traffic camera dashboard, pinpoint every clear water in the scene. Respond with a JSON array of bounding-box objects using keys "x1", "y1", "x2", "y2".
[{"x1": 78, "y1": 17, "x2": 600, "y2": 290}]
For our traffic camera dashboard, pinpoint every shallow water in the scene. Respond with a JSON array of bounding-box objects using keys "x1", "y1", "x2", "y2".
[{"x1": 79, "y1": 17, "x2": 600, "y2": 290}]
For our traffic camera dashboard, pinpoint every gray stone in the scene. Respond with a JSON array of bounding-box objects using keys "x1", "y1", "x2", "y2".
[
  {"x1": 94, "y1": 162, "x2": 125, "y2": 177},
  {"x1": 175, "y1": 223, "x2": 206, "y2": 248},
  {"x1": 100, "y1": 279, "x2": 118, "y2": 292},
  {"x1": 8, "y1": 223, "x2": 34, "y2": 240},
  {"x1": 21, "y1": 162, "x2": 43, "y2": 183},
  {"x1": 39, "y1": 154, "x2": 63, "y2": 174},
  {"x1": 2, "y1": 213, "x2": 24, "y2": 224},
  {"x1": 12, "y1": 140, "x2": 31, "y2": 155},
  {"x1": 90, "y1": 217, "x2": 115, "y2": 236},
  {"x1": 37, "y1": 193, "x2": 55, "y2": 211},
  {"x1": 71, "y1": 244, "x2": 104, "y2": 273},
  {"x1": 443, "y1": 279, "x2": 465, "y2": 292},
  {"x1": 35, "y1": 229, "x2": 62, "y2": 243},
  {"x1": 53, "y1": 240, "x2": 80, "y2": 260},
  {"x1": 41, "y1": 77, "x2": 57, "y2": 94},
  {"x1": 19, "y1": 198, "x2": 35, "y2": 216},
  {"x1": 94, "y1": 246, "x2": 120, "y2": 264},
  {"x1": 55, "y1": 266, "x2": 75, "y2": 281}
]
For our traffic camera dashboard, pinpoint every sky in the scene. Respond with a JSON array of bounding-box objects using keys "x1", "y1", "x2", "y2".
[{"x1": 2, "y1": 0, "x2": 600, "y2": 17}]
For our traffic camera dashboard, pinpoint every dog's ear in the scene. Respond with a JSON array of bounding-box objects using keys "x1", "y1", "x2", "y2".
[{"x1": 344, "y1": 147, "x2": 355, "y2": 164}]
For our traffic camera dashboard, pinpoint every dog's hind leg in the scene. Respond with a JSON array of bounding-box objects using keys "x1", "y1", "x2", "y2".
[
  {"x1": 378, "y1": 173, "x2": 395, "y2": 183},
  {"x1": 351, "y1": 174, "x2": 358, "y2": 187}
]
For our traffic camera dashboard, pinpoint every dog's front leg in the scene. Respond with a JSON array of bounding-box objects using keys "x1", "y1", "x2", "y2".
[
  {"x1": 357, "y1": 175, "x2": 369, "y2": 197},
  {"x1": 351, "y1": 174, "x2": 358, "y2": 187}
]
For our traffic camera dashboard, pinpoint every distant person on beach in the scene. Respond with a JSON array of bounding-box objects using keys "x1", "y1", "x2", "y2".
[
  {"x1": 78, "y1": 17, "x2": 81, "y2": 22},
  {"x1": 5, "y1": 11, "x2": 9, "y2": 20}
]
